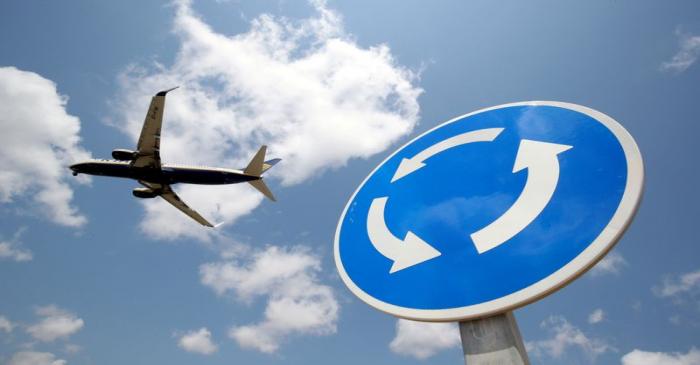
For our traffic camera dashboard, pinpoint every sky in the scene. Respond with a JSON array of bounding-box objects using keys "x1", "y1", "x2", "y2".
[{"x1": 1, "y1": 1, "x2": 699, "y2": 364}]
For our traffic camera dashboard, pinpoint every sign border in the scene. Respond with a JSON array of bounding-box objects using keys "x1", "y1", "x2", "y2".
[{"x1": 333, "y1": 101, "x2": 644, "y2": 322}]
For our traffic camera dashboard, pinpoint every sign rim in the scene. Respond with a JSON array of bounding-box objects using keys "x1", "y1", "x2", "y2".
[{"x1": 333, "y1": 101, "x2": 644, "y2": 322}]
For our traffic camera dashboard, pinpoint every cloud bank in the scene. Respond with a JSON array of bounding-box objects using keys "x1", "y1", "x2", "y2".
[
  {"x1": 26, "y1": 305, "x2": 84, "y2": 342},
  {"x1": 588, "y1": 308, "x2": 605, "y2": 324},
  {"x1": 389, "y1": 319, "x2": 460, "y2": 359},
  {"x1": 7, "y1": 351, "x2": 66, "y2": 365},
  {"x1": 526, "y1": 315, "x2": 613, "y2": 360},
  {"x1": 0, "y1": 228, "x2": 32, "y2": 262},
  {"x1": 590, "y1": 251, "x2": 627, "y2": 277},
  {"x1": 654, "y1": 269, "x2": 700, "y2": 300},
  {"x1": 0, "y1": 67, "x2": 90, "y2": 227},
  {"x1": 113, "y1": 0, "x2": 422, "y2": 240},
  {"x1": 661, "y1": 30, "x2": 700, "y2": 73},
  {"x1": 622, "y1": 347, "x2": 700, "y2": 365},
  {"x1": 200, "y1": 245, "x2": 338, "y2": 353},
  {"x1": 178, "y1": 327, "x2": 218, "y2": 355},
  {"x1": 0, "y1": 315, "x2": 14, "y2": 333}
]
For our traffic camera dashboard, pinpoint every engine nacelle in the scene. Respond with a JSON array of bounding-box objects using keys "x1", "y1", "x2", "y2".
[
  {"x1": 132, "y1": 188, "x2": 158, "y2": 199},
  {"x1": 112, "y1": 149, "x2": 138, "y2": 161}
]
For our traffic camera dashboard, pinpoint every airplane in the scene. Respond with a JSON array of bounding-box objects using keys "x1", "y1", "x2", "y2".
[{"x1": 69, "y1": 87, "x2": 280, "y2": 227}]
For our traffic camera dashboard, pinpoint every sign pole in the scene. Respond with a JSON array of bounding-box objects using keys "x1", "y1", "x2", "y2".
[{"x1": 459, "y1": 311, "x2": 530, "y2": 365}]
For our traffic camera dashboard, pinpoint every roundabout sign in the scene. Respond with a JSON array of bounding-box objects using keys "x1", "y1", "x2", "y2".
[{"x1": 334, "y1": 101, "x2": 643, "y2": 321}]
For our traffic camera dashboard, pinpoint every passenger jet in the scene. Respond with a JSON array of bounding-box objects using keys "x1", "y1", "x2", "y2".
[{"x1": 70, "y1": 87, "x2": 280, "y2": 227}]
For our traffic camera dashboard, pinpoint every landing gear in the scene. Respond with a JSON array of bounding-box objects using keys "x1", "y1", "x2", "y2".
[{"x1": 72, "y1": 172, "x2": 78, "y2": 176}]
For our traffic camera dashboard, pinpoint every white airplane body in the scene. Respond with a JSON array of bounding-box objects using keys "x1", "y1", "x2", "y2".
[{"x1": 70, "y1": 88, "x2": 279, "y2": 227}]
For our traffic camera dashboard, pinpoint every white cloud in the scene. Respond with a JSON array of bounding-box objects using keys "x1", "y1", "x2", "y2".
[
  {"x1": 113, "y1": 0, "x2": 422, "y2": 240},
  {"x1": 0, "y1": 66, "x2": 91, "y2": 227},
  {"x1": 590, "y1": 251, "x2": 627, "y2": 277},
  {"x1": 389, "y1": 319, "x2": 460, "y2": 359},
  {"x1": 588, "y1": 308, "x2": 605, "y2": 324},
  {"x1": 661, "y1": 30, "x2": 700, "y2": 73},
  {"x1": 26, "y1": 305, "x2": 84, "y2": 342},
  {"x1": 621, "y1": 347, "x2": 700, "y2": 365},
  {"x1": 7, "y1": 351, "x2": 66, "y2": 365},
  {"x1": 0, "y1": 241, "x2": 32, "y2": 262},
  {"x1": 200, "y1": 245, "x2": 338, "y2": 353},
  {"x1": 527, "y1": 315, "x2": 613, "y2": 359},
  {"x1": 63, "y1": 344, "x2": 81, "y2": 354},
  {"x1": 654, "y1": 269, "x2": 700, "y2": 300},
  {"x1": 0, "y1": 227, "x2": 33, "y2": 262},
  {"x1": 0, "y1": 315, "x2": 14, "y2": 333},
  {"x1": 178, "y1": 327, "x2": 218, "y2": 355}
]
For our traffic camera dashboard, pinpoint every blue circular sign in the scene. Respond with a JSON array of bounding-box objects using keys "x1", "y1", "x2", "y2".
[{"x1": 334, "y1": 102, "x2": 643, "y2": 321}]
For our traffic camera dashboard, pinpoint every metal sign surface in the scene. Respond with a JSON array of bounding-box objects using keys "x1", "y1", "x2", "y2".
[{"x1": 334, "y1": 101, "x2": 643, "y2": 321}]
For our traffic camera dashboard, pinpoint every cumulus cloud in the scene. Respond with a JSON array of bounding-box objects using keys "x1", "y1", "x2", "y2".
[
  {"x1": 588, "y1": 308, "x2": 605, "y2": 324},
  {"x1": 178, "y1": 327, "x2": 218, "y2": 355},
  {"x1": 621, "y1": 347, "x2": 700, "y2": 365},
  {"x1": 527, "y1": 316, "x2": 613, "y2": 360},
  {"x1": 7, "y1": 351, "x2": 66, "y2": 365},
  {"x1": 0, "y1": 67, "x2": 90, "y2": 227},
  {"x1": 590, "y1": 251, "x2": 627, "y2": 277},
  {"x1": 26, "y1": 305, "x2": 84, "y2": 342},
  {"x1": 389, "y1": 319, "x2": 460, "y2": 359},
  {"x1": 200, "y1": 245, "x2": 338, "y2": 353},
  {"x1": 661, "y1": 30, "x2": 700, "y2": 73},
  {"x1": 0, "y1": 227, "x2": 33, "y2": 262},
  {"x1": 0, "y1": 315, "x2": 14, "y2": 333},
  {"x1": 63, "y1": 344, "x2": 81, "y2": 354},
  {"x1": 112, "y1": 0, "x2": 422, "y2": 240},
  {"x1": 653, "y1": 269, "x2": 700, "y2": 301}
]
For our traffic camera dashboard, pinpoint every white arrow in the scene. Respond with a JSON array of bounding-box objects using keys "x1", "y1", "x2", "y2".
[
  {"x1": 367, "y1": 197, "x2": 441, "y2": 273},
  {"x1": 470, "y1": 139, "x2": 573, "y2": 254},
  {"x1": 391, "y1": 128, "x2": 505, "y2": 183}
]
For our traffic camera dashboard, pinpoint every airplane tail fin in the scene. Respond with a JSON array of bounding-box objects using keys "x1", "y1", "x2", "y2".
[
  {"x1": 243, "y1": 145, "x2": 279, "y2": 202},
  {"x1": 244, "y1": 145, "x2": 268, "y2": 177}
]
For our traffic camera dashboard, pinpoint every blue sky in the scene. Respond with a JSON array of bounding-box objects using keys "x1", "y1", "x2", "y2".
[{"x1": 1, "y1": 1, "x2": 699, "y2": 364}]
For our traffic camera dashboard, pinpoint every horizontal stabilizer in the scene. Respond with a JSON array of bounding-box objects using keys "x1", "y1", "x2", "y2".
[{"x1": 249, "y1": 179, "x2": 276, "y2": 202}]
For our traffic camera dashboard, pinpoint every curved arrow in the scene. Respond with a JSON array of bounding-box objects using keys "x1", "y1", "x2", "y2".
[
  {"x1": 470, "y1": 139, "x2": 572, "y2": 254},
  {"x1": 367, "y1": 197, "x2": 441, "y2": 273},
  {"x1": 391, "y1": 128, "x2": 505, "y2": 182}
]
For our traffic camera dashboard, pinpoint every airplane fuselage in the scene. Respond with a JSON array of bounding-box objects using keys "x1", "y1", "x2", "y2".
[{"x1": 70, "y1": 159, "x2": 257, "y2": 185}]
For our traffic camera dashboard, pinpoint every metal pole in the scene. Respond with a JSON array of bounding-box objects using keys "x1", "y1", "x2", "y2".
[{"x1": 459, "y1": 311, "x2": 530, "y2": 365}]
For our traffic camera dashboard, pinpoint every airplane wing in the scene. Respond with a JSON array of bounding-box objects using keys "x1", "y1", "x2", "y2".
[
  {"x1": 131, "y1": 87, "x2": 178, "y2": 169},
  {"x1": 139, "y1": 181, "x2": 215, "y2": 227}
]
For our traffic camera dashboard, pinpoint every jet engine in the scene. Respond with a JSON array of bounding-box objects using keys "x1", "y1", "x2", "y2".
[
  {"x1": 112, "y1": 149, "x2": 138, "y2": 161},
  {"x1": 132, "y1": 187, "x2": 158, "y2": 199}
]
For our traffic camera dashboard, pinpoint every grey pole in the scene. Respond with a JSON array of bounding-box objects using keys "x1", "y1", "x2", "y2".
[{"x1": 459, "y1": 311, "x2": 530, "y2": 365}]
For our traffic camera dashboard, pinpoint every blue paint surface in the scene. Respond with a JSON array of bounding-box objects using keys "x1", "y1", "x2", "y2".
[{"x1": 338, "y1": 105, "x2": 627, "y2": 310}]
